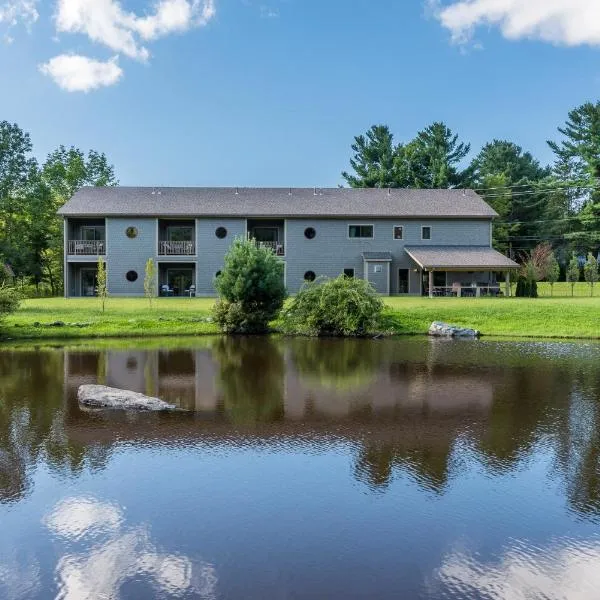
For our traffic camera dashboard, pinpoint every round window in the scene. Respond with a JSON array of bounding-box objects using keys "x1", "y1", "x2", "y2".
[
  {"x1": 125, "y1": 226, "x2": 138, "y2": 239},
  {"x1": 304, "y1": 227, "x2": 316, "y2": 240},
  {"x1": 215, "y1": 227, "x2": 227, "y2": 239},
  {"x1": 304, "y1": 271, "x2": 316, "y2": 282},
  {"x1": 126, "y1": 270, "x2": 138, "y2": 282}
]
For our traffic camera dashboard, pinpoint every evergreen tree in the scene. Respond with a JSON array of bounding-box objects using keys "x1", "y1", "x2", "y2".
[
  {"x1": 548, "y1": 102, "x2": 600, "y2": 252},
  {"x1": 400, "y1": 122, "x2": 470, "y2": 188},
  {"x1": 342, "y1": 125, "x2": 401, "y2": 188}
]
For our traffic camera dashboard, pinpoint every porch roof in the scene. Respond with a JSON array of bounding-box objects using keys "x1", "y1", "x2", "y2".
[
  {"x1": 405, "y1": 246, "x2": 519, "y2": 271},
  {"x1": 362, "y1": 252, "x2": 393, "y2": 262}
]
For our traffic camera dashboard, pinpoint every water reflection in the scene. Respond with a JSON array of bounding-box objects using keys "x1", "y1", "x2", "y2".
[
  {"x1": 1, "y1": 338, "x2": 600, "y2": 513},
  {"x1": 434, "y1": 537, "x2": 600, "y2": 599},
  {"x1": 45, "y1": 497, "x2": 217, "y2": 600},
  {"x1": 1, "y1": 337, "x2": 600, "y2": 598}
]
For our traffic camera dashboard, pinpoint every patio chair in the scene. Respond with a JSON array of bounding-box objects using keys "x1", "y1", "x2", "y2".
[
  {"x1": 186, "y1": 284, "x2": 196, "y2": 298},
  {"x1": 451, "y1": 282, "x2": 461, "y2": 297},
  {"x1": 160, "y1": 284, "x2": 174, "y2": 297}
]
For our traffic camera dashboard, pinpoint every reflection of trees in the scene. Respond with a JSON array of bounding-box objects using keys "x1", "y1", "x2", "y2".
[
  {"x1": 213, "y1": 337, "x2": 285, "y2": 425},
  {"x1": 290, "y1": 338, "x2": 383, "y2": 390},
  {"x1": 0, "y1": 351, "x2": 92, "y2": 503},
  {"x1": 353, "y1": 435, "x2": 456, "y2": 493}
]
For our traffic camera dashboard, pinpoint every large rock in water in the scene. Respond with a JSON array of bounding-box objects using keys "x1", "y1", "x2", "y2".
[
  {"x1": 78, "y1": 384, "x2": 178, "y2": 411},
  {"x1": 428, "y1": 321, "x2": 480, "y2": 338}
]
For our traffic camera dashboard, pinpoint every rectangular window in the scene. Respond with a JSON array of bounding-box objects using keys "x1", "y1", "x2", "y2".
[
  {"x1": 421, "y1": 226, "x2": 431, "y2": 240},
  {"x1": 167, "y1": 226, "x2": 194, "y2": 242},
  {"x1": 348, "y1": 225, "x2": 374, "y2": 239},
  {"x1": 373, "y1": 265, "x2": 382, "y2": 274},
  {"x1": 343, "y1": 268, "x2": 355, "y2": 278},
  {"x1": 81, "y1": 226, "x2": 105, "y2": 241},
  {"x1": 393, "y1": 225, "x2": 403, "y2": 240}
]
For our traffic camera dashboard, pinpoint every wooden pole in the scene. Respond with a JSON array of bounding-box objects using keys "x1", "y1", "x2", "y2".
[
  {"x1": 429, "y1": 270, "x2": 434, "y2": 299},
  {"x1": 505, "y1": 271, "x2": 510, "y2": 297}
]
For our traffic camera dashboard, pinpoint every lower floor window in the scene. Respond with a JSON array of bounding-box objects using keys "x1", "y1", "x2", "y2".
[
  {"x1": 343, "y1": 268, "x2": 355, "y2": 278},
  {"x1": 304, "y1": 271, "x2": 316, "y2": 282}
]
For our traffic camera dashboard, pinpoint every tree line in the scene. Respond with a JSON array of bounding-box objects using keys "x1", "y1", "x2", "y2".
[
  {"x1": 342, "y1": 101, "x2": 600, "y2": 265},
  {"x1": 2, "y1": 101, "x2": 599, "y2": 296},
  {"x1": 0, "y1": 121, "x2": 117, "y2": 295}
]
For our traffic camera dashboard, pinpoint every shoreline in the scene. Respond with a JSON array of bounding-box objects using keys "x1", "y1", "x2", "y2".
[{"x1": 2, "y1": 296, "x2": 600, "y2": 344}]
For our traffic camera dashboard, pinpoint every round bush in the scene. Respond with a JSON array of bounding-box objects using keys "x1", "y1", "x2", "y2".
[
  {"x1": 281, "y1": 275, "x2": 383, "y2": 337},
  {"x1": 0, "y1": 285, "x2": 20, "y2": 322}
]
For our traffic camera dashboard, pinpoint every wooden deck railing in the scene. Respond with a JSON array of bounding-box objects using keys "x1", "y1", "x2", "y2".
[
  {"x1": 158, "y1": 241, "x2": 196, "y2": 255},
  {"x1": 67, "y1": 240, "x2": 106, "y2": 255}
]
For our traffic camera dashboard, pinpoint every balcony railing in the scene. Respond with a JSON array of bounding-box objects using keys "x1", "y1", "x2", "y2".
[
  {"x1": 255, "y1": 241, "x2": 285, "y2": 256},
  {"x1": 158, "y1": 241, "x2": 196, "y2": 256},
  {"x1": 429, "y1": 285, "x2": 503, "y2": 298},
  {"x1": 68, "y1": 240, "x2": 106, "y2": 256}
]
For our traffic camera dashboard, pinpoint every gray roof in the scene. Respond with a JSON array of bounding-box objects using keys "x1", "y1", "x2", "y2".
[
  {"x1": 405, "y1": 246, "x2": 519, "y2": 270},
  {"x1": 58, "y1": 187, "x2": 498, "y2": 218},
  {"x1": 362, "y1": 252, "x2": 393, "y2": 261}
]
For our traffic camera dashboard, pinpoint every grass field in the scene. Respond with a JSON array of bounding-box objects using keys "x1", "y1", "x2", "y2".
[{"x1": 2, "y1": 294, "x2": 600, "y2": 341}]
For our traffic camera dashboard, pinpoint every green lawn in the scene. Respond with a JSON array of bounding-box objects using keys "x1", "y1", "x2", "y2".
[{"x1": 2, "y1": 295, "x2": 600, "y2": 341}]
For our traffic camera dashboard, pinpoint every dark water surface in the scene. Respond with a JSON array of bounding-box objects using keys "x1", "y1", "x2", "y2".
[{"x1": 1, "y1": 336, "x2": 600, "y2": 599}]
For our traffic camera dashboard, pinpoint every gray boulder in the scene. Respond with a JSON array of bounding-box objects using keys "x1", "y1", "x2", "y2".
[
  {"x1": 78, "y1": 384, "x2": 179, "y2": 412},
  {"x1": 428, "y1": 321, "x2": 480, "y2": 338}
]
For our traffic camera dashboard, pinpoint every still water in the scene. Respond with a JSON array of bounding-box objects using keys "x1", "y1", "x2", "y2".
[{"x1": 1, "y1": 336, "x2": 600, "y2": 599}]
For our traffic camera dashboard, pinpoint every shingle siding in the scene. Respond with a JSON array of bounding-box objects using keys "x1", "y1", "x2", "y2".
[
  {"x1": 106, "y1": 217, "x2": 157, "y2": 296},
  {"x1": 65, "y1": 216, "x2": 495, "y2": 297},
  {"x1": 195, "y1": 218, "x2": 246, "y2": 295},
  {"x1": 283, "y1": 218, "x2": 490, "y2": 294}
]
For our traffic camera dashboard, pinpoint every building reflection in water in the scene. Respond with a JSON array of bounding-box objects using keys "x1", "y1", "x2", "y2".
[{"x1": 0, "y1": 337, "x2": 599, "y2": 517}]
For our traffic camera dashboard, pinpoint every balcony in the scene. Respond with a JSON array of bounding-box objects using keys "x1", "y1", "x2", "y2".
[
  {"x1": 247, "y1": 219, "x2": 285, "y2": 257},
  {"x1": 255, "y1": 240, "x2": 285, "y2": 256},
  {"x1": 67, "y1": 240, "x2": 106, "y2": 256},
  {"x1": 158, "y1": 240, "x2": 196, "y2": 256}
]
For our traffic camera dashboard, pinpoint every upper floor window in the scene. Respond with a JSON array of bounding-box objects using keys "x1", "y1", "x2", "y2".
[
  {"x1": 421, "y1": 226, "x2": 432, "y2": 240},
  {"x1": 348, "y1": 224, "x2": 374, "y2": 239},
  {"x1": 81, "y1": 226, "x2": 105, "y2": 241},
  {"x1": 393, "y1": 226, "x2": 403, "y2": 240},
  {"x1": 167, "y1": 226, "x2": 193, "y2": 242}
]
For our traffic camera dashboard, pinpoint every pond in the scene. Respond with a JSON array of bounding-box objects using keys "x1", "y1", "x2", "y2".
[{"x1": 1, "y1": 336, "x2": 600, "y2": 599}]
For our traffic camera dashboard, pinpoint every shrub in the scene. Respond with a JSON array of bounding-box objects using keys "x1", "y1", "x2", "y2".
[
  {"x1": 515, "y1": 275, "x2": 538, "y2": 298},
  {"x1": 213, "y1": 238, "x2": 286, "y2": 334},
  {"x1": 281, "y1": 275, "x2": 383, "y2": 337},
  {"x1": 0, "y1": 285, "x2": 20, "y2": 322}
]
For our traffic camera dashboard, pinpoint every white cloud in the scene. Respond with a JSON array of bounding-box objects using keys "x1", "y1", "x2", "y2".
[
  {"x1": 39, "y1": 54, "x2": 123, "y2": 92},
  {"x1": 0, "y1": 0, "x2": 38, "y2": 29},
  {"x1": 434, "y1": 0, "x2": 600, "y2": 47},
  {"x1": 54, "y1": 0, "x2": 216, "y2": 61}
]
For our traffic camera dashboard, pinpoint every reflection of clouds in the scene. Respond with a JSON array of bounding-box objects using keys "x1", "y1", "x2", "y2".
[
  {"x1": 435, "y1": 538, "x2": 600, "y2": 599},
  {"x1": 45, "y1": 496, "x2": 122, "y2": 540},
  {"x1": 44, "y1": 497, "x2": 217, "y2": 600},
  {"x1": 0, "y1": 554, "x2": 41, "y2": 600}
]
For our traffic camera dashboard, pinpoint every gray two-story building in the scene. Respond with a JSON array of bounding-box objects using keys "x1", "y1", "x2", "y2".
[{"x1": 58, "y1": 187, "x2": 519, "y2": 298}]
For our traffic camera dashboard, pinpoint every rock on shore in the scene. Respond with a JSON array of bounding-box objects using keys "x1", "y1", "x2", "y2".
[
  {"x1": 78, "y1": 385, "x2": 178, "y2": 411},
  {"x1": 428, "y1": 321, "x2": 480, "y2": 338}
]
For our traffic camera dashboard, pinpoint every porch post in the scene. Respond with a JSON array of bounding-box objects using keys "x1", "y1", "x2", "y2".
[
  {"x1": 63, "y1": 217, "x2": 68, "y2": 298},
  {"x1": 428, "y1": 270, "x2": 434, "y2": 299},
  {"x1": 505, "y1": 271, "x2": 511, "y2": 297}
]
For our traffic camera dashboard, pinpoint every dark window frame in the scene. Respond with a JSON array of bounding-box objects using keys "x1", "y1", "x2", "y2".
[{"x1": 348, "y1": 224, "x2": 374, "y2": 239}]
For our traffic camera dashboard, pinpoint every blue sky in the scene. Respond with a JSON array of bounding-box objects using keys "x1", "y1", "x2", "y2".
[{"x1": 1, "y1": 0, "x2": 599, "y2": 186}]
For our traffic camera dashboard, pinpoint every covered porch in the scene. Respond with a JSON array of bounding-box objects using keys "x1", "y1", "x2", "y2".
[
  {"x1": 158, "y1": 262, "x2": 197, "y2": 297},
  {"x1": 405, "y1": 246, "x2": 520, "y2": 298}
]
